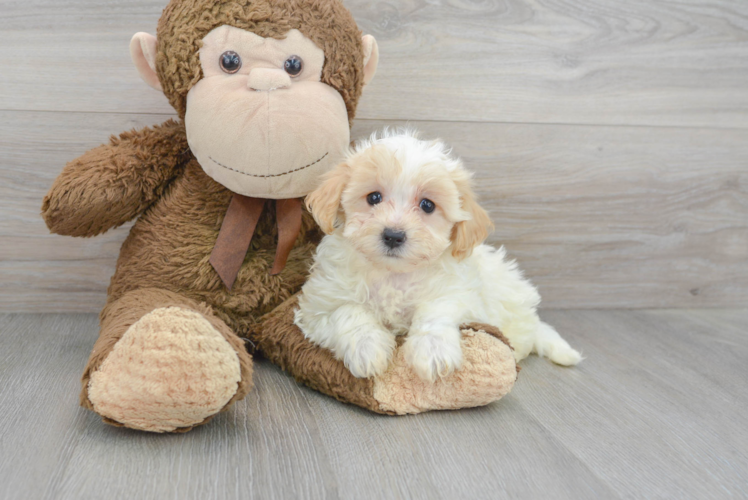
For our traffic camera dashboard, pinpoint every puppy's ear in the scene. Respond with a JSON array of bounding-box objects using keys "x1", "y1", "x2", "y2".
[
  {"x1": 450, "y1": 174, "x2": 494, "y2": 260},
  {"x1": 306, "y1": 162, "x2": 350, "y2": 234}
]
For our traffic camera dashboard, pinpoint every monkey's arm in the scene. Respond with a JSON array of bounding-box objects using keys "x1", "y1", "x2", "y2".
[{"x1": 41, "y1": 119, "x2": 189, "y2": 237}]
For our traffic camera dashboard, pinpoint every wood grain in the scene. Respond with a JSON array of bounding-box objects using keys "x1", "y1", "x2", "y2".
[
  {"x1": 524, "y1": 309, "x2": 748, "y2": 498},
  {"x1": 2, "y1": 111, "x2": 745, "y2": 311},
  {"x1": 1, "y1": 0, "x2": 746, "y2": 310},
  {"x1": 0, "y1": 0, "x2": 746, "y2": 128},
  {"x1": 2, "y1": 1, "x2": 746, "y2": 498},
  {"x1": 1, "y1": 310, "x2": 746, "y2": 499}
]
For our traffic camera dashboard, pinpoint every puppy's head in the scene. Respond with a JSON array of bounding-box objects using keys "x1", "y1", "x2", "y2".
[{"x1": 306, "y1": 129, "x2": 493, "y2": 271}]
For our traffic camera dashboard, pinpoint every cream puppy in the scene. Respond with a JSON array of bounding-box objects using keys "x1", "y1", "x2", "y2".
[{"x1": 295, "y1": 129, "x2": 581, "y2": 381}]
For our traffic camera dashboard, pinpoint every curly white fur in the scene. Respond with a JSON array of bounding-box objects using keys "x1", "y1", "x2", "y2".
[{"x1": 295, "y1": 129, "x2": 581, "y2": 381}]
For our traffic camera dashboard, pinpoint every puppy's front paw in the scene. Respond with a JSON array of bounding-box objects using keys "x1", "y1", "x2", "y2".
[
  {"x1": 343, "y1": 331, "x2": 395, "y2": 379},
  {"x1": 403, "y1": 333, "x2": 463, "y2": 383}
]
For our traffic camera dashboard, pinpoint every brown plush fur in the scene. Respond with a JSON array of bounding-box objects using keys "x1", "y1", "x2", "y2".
[
  {"x1": 372, "y1": 326, "x2": 518, "y2": 414},
  {"x1": 255, "y1": 296, "x2": 519, "y2": 415},
  {"x1": 41, "y1": 119, "x2": 189, "y2": 237},
  {"x1": 41, "y1": 0, "x2": 514, "y2": 432},
  {"x1": 41, "y1": 0, "x2": 370, "y2": 431},
  {"x1": 156, "y1": 0, "x2": 365, "y2": 122},
  {"x1": 104, "y1": 153, "x2": 322, "y2": 334},
  {"x1": 255, "y1": 293, "x2": 386, "y2": 413},
  {"x1": 81, "y1": 288, "x2": 254, "y2": 431}
]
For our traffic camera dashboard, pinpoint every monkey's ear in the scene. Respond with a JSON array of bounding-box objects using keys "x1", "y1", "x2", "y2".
[
  {"x1": 130, "y1": 32, "x2": 162, "y2": 91},
  {"x1": 362, "y1": 35, "x2": 379, "y2": 86}
]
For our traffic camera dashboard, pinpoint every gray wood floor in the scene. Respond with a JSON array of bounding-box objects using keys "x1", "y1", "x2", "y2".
[
  {"x1": 1, "y1": 310, "x2": 746, "y2": 499},
  {"x1": 1, "y1": 1, "x2": 747, "y2": 499}
]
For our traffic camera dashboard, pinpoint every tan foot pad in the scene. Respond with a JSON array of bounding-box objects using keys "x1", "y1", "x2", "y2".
[
  {"x1": 372, "y1": 328, "x2": 517, "y2": 415},
  {"x1": 88, "y1": 307, "x2": 242, "y2": 432}
]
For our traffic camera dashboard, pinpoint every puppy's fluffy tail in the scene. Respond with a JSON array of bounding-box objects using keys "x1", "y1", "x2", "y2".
[{"x1": 533, "y1": 322, "x2": 582, "y2": 366}]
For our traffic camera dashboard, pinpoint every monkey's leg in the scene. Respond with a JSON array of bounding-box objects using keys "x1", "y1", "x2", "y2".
[
  {"x1": 254, "y1": 294, "x2": 518, "y2": 415},
  {"x1": 81, "y1": 288, "x2": 253, "y2": 432}
]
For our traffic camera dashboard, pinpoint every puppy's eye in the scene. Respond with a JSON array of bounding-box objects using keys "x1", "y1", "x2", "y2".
[
  {"x1": 284, "y1": 55, "x2": 303, "y2": 77},
  {"x1": 366, "y1": 192, "x2": 383, "y2": 206},
  {"x1": 420, "y1": 198, "x2": 436, "y2": 213},
  {"x1": 220, "y1": 51, "x2": 242, "y2": 74}
]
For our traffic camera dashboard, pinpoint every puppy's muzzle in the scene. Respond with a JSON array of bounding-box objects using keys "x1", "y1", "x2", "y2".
[{"x1": 382, "y1": 228, "x2": 407, "y2": 249}]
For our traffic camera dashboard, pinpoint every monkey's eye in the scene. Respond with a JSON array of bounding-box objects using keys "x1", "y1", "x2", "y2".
[
  {"x1": 284, "y1": 55, "x2": 303, "y2": 77},
  {"x1": 420, "y1": 199, "x2": 436, "y2": 213},
  {"x1": 367, "y1": 192, "x2": 383, "y2": 206},
  {"x1": 219, "y1": 51, "x2": 242, "y2": 74}
]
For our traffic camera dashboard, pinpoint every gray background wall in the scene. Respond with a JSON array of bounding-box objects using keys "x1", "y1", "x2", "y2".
[{"x1": 1, "y1": 0, "x2": 746, "y2": 311}]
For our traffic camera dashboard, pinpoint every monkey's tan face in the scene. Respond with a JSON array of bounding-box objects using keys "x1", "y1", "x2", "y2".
[{"x1": 185, "y1": 26, "x2": 350, "y2": 199}]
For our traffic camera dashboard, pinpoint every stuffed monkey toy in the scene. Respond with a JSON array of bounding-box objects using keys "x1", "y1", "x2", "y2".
[{"x1": 41, "y1": 0, "x2": 518, "y2": 433}]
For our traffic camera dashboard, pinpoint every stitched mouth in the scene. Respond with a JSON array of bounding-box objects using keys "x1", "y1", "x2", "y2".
[{"x1": 208, "y1": 152, "x2": 329, "y2": 178}]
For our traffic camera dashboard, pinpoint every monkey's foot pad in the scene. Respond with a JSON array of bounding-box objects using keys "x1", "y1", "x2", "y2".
[
  {"x1": 87, "y1": 307, "x2": 242, "y2": 432},
  {"x1": 372, "y1": 326, "x2": 518, "y2": 414}
]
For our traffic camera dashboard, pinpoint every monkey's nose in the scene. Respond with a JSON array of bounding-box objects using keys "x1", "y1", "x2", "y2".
[
  {"x1": 247, "y1": 68, "x2": 291, "y2": 91},
  {"x1": 382, "y1": 228, "x2": 407, "y2": 249}
]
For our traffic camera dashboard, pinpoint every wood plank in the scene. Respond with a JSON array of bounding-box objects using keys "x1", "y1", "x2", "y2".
[
  {"x1": 0, "y1": 314, "x2": 101, "y2": 500},
  {"x1": 0, "y1": 312, "x2": 339, "y2": 500},
  {"x1": 305, "y1": 307, "x2": 748, "y2": 498},
  {"x1": 297, "y1": 379, "x2": 616, "y2": 500},
  {"x1": 1, "y1": 310, "x2": 746, "y2": 498},
  {"x1": 48, "y1": 359, "x2": 340, "y2": 499},
  {"x1": 519, "y1": 309, "x2": 748, "y2": 498},
  {"x1": 0, "y1": 111, "x2": 169, "y2": 312},
  {"x1": 2, "y1": 111, "x2": 746, "y2": 311},
  {"x1": 0, "y1": 0, "x2": 746, "y2": 128}
]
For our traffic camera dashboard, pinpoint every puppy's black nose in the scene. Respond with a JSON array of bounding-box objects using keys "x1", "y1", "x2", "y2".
[{"x1": 382, "y1": 228, "x2": 407, "y2": 249}]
